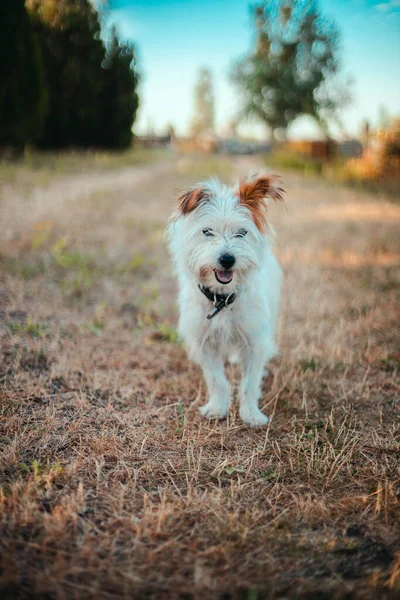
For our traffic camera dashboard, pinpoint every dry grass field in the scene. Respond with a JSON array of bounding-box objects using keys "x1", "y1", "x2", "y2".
[{"x1": 0, "y1": 151, "x2": 399, "y2": 600}]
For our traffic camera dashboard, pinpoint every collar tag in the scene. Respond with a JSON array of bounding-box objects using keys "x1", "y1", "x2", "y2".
[
  {"x1": 207, "y1": 300, "x2": 226, "y2": 320},
  {"x1": 198, "y1": 285, "x2": 236, "y2": 320}
]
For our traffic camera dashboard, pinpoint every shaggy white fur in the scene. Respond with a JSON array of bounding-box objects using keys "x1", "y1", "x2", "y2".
[{"x1": 166, "y1": 174, "x2": 284, "y2": 426}]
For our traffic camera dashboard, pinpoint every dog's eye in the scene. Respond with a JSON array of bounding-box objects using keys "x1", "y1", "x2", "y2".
[
  {"x1": 234, "y1": 229, "x2": 247, "y2": 238},
  {"x1": 202, "y1": 229, "x2": 214, "y2": 237}
]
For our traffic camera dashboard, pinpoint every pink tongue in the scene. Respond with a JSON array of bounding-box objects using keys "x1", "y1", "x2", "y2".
[{"x1": 216, "y1": 270, "x2": 233, "y2": 284}]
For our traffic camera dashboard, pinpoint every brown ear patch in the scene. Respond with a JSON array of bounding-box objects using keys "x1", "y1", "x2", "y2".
[
  {"x1": 237, "y1": 174, "x2": 284, "y2": 231},
  {"x1": 177, "y1": 187, "x2": 208, "y2": 215}
]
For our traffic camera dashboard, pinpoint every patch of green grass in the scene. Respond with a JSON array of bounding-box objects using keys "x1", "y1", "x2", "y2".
[
  {"x1": 151, "y1": 322, "x2": 180, "y2": 344},
  {"x1": 81, "y1": 303, "x2": 108, "y2": 336},
  {"x1": 379, "y1": 355, "x2": 400, "y2": 372},
  {"x1": 89, "y1": 304, "x2": 107, "y2": 335},
  {"x1": 260, "y1": 469, "x2": 277, "y2": 480},
  {"x1": 299, "y1": 357, "x2": 317, "y2": 372},
  {"x1": 147, "y1": 225, "x2": 165, "y2": 246},
  {"x1": 137, "y1": 285, "x2": 160, "y2": 314},
  {"x1": 60, "y1": 271, "x2": 95, "y2": 298},
  {"x1": 52, "y1": 238, "x2": 93, "y2": 270},
  {"x1": 333, "y1": 540, "x2": 360, "y2": 554},
  {"x1": 0, "y1": 254, "x2": 46, "y2": 279},
  {"x1": 265, "y1": 150, "x2": 400, "y2": 201},
  {"x1": 51, "y1": 238, "x2": 101, "y2": 297},
  {"x1": 87, "y1": 319, "x2": 105, "y2": 336},
  {"x1": 348, "y1": 304, "x2": 371, "y2": 319},
  {"x1": 9, "y1": 317, "x2": 50, "y2": 338},
  {"x1": 360, "y1": 304, "x2": 371, "y2": 316},
  {"x1": 266, "y1": 151, "x2": 324, "y2": 176},
  {"x1": 30, "y1": 221, "x2": 54, "y2": 250},
  {"x1": 32, "y1": 459, "x2": 41, "y2": 478},
  {"x1": 0, "y1": 147, "x2": 165, "y2": 187},
  {"x1": 31, "y1": 230, "x2": 52, "y2": 250},
  {"x1": 18, "y1": 459, "x2": 63, "y2": 483},
  {"x1": 175, "y1": 155, "x2": 233, "y2": 180},
  {"x1": 225, "y1": 465, "x2": 246, "y2": 476},
  {"x1": 137, "y1": 311, "x2": 157, "y2": 328},
  {"x1": 116, "y1": 253, "x2": 148, "y2": 274}
]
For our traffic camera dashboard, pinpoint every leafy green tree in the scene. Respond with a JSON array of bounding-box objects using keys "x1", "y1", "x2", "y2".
[
  {"x1": 190, "y1": 68, "x2": 215, "y2": 137},
  {"x1": 27, "y1": 0, "x2": 139, "y2": 149},
  {"x1": 0, "y1": 0, "x2": 47, "y2": 155},
  {"x1": 231, "y1": 0, "x2": 350, "y2": 140}
]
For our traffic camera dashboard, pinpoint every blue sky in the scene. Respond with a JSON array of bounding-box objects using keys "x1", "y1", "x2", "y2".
[{"x1": 103, "y1": 0, "x2": 400, "y2": 139}]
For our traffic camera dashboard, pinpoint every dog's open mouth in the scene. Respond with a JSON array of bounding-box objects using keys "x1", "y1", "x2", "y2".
[{"x1": 215, "y1": 270, "x2": 233, "y2": 284}]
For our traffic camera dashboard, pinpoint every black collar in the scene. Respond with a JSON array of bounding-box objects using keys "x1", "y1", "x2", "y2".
[{"x1": 198, "y1": 284, "x2": 236, "y2": 320}]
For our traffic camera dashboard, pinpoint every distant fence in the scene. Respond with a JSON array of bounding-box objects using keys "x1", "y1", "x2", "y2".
[
  {"x1": 135, "y1": 134, "x2": 272, "y2": 155},
  {"x1": 337, "y1": 140, "x2": 363, "y2": 159},
  {"x1": 217, "y1": 139, "x2": 271, "y2": 155},
  {"x1": 134, "y1": 135, "x2": 366, "y2": 160},
  {"x1": 135, "y1": 135, "x2": 217, "y2": 153},
  {"x1": 283, "y1": 141, "x2": 336, "y2": 161},
  {"x1": 135, "y1": 135, "x2": 172, "y2": 148},
  {"x1": 281, "y1": 140, "x2": 364, "y2": 161}
]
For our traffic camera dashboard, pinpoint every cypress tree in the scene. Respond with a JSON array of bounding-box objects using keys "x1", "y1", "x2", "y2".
[
  {"x1": 97, "y1": 27, "x2": 139, "y2": 149},
  {"x1": 0, "y1": 0, "x2": 47, "y2": 155},
  {"x1": 28, "y1": 0, "x2": 139, "y2": 149}
]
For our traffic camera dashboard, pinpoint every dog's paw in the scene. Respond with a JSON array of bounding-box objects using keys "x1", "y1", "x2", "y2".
[
  {"x1": 199, "y1": 402, "x2": 228, "y2": 420},
  {"x1": 240, "y1": 408, "x2": 269, "y2": 427}
]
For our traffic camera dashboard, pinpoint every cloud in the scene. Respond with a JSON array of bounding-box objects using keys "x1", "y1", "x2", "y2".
[{"x1": 375, "y1": 0, "x2": 400, "y2": 12}]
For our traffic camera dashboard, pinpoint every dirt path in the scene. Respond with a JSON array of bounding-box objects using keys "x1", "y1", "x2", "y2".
[
  {"x1": 1, "y1": 157, "x2": 175, "y2": 237},
  {"x1": 1, "y1": 154, "x2": 399, "y2": 599}
]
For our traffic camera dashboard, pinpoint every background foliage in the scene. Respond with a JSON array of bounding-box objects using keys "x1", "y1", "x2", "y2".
[
  {"x1": 0, "y1": 0, "x2": 47, "y2": 154},
  {"x1": 28, "y1": 0, "x2": 139, "y2": 149},
  {"x1": 1, "y1": 0, "x2": 139, "y2": 153},
  {"x1": 231, "y1": 0, "x2": 350, "y2": 140}
]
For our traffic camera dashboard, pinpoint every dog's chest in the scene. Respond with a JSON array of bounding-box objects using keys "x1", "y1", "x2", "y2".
[{"x1": 201, "y1": 301, "x2": 254, "y2": 347}]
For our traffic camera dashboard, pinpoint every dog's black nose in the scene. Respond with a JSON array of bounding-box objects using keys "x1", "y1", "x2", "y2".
[{"x1": 219, "y1": 254, "x2": 235, "y2": 269}]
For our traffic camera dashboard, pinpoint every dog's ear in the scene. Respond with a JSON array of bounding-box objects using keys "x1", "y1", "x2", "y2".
[
  {"x1": 237, "y1": 174, "x2": 284, "y2": 231},
  {"x1": 177, "y1": 187, "x2": 208, "y2": 215}
]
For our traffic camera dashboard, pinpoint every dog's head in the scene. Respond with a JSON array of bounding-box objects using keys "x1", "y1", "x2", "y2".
[{"x1": 167, "y1": 173, "x2": 284, "y2": 293}]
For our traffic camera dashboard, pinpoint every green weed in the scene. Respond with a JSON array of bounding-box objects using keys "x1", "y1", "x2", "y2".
[
  {"x1": 299, "y1": 357, "x2": 317, "y2": 372},
  {"x1": 9, "y1": 317, "x2": 50, "y2": 338},
  {"x1": 152, "y1": 322, "x2": 180, "y2": 344}
]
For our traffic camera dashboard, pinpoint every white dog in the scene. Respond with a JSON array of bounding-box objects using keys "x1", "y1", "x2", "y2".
[{"x1": 166, "y1": 173, "x2": 284, "y2": 426}]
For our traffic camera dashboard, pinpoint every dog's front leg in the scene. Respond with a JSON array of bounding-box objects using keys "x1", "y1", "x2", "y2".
[
  {"x1": 239, "y1": 347, "x2": 269, "y2": 427},
  {"x1": 198, "y1": 348, "x2": 230, "y2": 420}
]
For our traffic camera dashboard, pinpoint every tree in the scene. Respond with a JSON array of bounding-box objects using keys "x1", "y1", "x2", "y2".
[
  {"x1": 27, "y1": 0, "x2": 139, "y2": 149},
  {"x1": 94, "y1": 26, "x2": 140, "y2": 149},
  {"x1": 0, "y1": 0, "x2": 47, "y2": 155},
  {"x1": 190, "y1": 68, "x2": 215, "y2": 137},
  {"x1": 231, "y1": 0, "x2": 350, "y2": 140}
]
